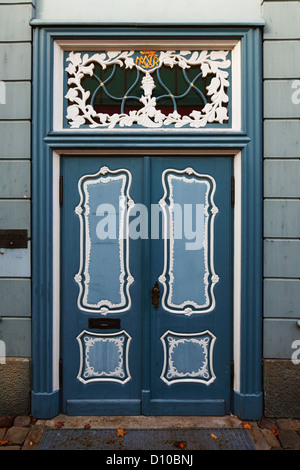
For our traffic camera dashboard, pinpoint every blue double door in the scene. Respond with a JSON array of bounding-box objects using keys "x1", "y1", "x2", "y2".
[{"x1": 61, "y1": 154, "x2": 233, "y2": 415}]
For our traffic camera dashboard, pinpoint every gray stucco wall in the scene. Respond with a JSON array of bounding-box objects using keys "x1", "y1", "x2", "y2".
[
  {"x1": 0, "y1": 0, "x2": 299, "y2": 417},
  {"x1": 263, "y1": 1, "x2": 300, "y2": 356},
  {"x1": 0, "y1": 0, "x2": 34, "y2": 414},
  {"x1": 262, "y1": 0, "x2": 300, "y2": 417}
]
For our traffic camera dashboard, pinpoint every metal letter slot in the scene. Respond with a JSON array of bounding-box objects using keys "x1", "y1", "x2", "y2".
[
  {"x1": 0, "y1": 230, "x2": 28, "y2": 249},
  {"x1": 88, "y1": 318, "x2": 121, "y2": 330}
]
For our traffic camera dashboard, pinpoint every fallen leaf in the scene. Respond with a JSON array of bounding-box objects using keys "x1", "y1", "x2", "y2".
[
  {"x1": 55, "y1": 421, "x2": 64, "y2": 429},
  {"x1": 211, "y1": 433, "x2": 218, "y2": 439},
  {"x1": 0, "y1": 440, "x2": 8, "y2": 446},
  {"x1": 116, "y1": 428, "x2": 126, "y2": 438},
  {"x1": 174, "y1": 440, "x2": 187, "y2": 449},
  {"x1": 109, "y1": 434, "x2": 113, "y2": 438},
  {"x1": 242, "y1": 422, "x2": 252, "y2": 430},
  {"x1": 84, "y1": 424, "x2": 91, "y2": 429},
  {"x1": 271, "y1": 428, "x2": 279, "y2": 436}
]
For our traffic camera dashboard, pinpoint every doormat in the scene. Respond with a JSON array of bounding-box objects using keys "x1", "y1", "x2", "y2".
[{"x1": 37, "y1": 427, "x2": 256, "y2": 450}]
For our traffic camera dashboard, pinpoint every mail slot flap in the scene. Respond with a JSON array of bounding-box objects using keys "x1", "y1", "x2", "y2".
[
  {"x1": 88, "y1": 318, "x2": 121, "y2": 330},
  {"x1": 0, "y1": 230, "x2": 28, "y2": 248}
]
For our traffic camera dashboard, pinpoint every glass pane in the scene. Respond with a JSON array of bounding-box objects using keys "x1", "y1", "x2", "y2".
[{"x1": 65, "y1": 50, "x2": 231, "y2": 129}]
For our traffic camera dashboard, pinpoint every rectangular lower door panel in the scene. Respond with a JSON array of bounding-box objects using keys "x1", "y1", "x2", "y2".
[
  {"x1": 66, "y1": 400, "x2": 142, "y2": 416},
  {"x1": 142, "y1": 399, "x2": 226, "y2": 416}
]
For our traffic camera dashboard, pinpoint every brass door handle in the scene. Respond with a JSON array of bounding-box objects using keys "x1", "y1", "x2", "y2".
[{"x1": 151, "y1": 281, "x2": 160, "y2": 310}]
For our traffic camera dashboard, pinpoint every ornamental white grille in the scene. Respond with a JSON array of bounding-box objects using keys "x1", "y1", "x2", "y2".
[{"x1": 65, "y1": 50, "x2": 231, "y2": 129}]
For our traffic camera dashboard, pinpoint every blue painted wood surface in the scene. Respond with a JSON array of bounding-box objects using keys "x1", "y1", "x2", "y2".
[
  {"x1": 61, "y1": 156, "x2": 144, "y2": 415},
  {"x1": 61, "y1": 155, "x2": 233, "y2": 416}
]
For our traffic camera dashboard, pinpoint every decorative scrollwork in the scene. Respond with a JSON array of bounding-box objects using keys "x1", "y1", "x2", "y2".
[
  {"x1": 77, "y1": 330, "x2": 132, "y2": 384},
  {"x1": 65, "y1": 50, "x2": 231, "y2": 129},
  {"x1": 160, "y1": 330, "x2": 216, "y2": 386}
]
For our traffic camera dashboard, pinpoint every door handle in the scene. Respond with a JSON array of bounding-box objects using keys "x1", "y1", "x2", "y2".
[{"x1": 151, "y1": 281, "x2": 160, "y2": 310}]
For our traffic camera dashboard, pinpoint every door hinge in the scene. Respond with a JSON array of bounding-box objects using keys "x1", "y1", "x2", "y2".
[
  {"x1": 59, "y1": 175, "x2": 63, "y2": 207},
  {"x1": 231, "y1": 176, "x2": 235, "y2": 208},
  {"x1": 230, "y1": 360, "x2": 234, "y2": 389},
  {"x1": 59, "y1": 359, "x2": 63, "y2": 389}
]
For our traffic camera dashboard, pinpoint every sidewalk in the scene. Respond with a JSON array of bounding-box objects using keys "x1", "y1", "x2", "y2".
[{"x1": 0, "y1": 414, "x2": 299, "y2": 451}]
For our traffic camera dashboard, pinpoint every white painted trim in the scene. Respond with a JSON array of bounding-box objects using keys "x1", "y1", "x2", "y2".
[
  {"x1": 52, "y1": 150, "x2": 60, "y2": 392},
  {"x1": 158, "y1": 168, "x2": 219, "y2": 315},
  {"x1": 55, "y1": 39, "x2": 240, "y2": 51},
  {"x1": 53, "y1": 41, "x2": 64, "y2": 131},
  {"x1": 160, "y1": 329, "x2": 216, "y2": 386},
  {"x1": 74, "y1": 166, "x2": 135, "y2": 314},
  {"x1": 233, "y1": 152, "x2": 242, "y2": 393},
  {"x1": 53, "y1": 39, "x2": 242, "y2": 133},
  {"x1": 57, "y1": 149, "x2": 237, "y2": 156},
  {"x1": 51, "y1": 148, "x2": 242, "y2": 395},
  {"x1": 76, "y1": 329, "x2": 132, "y2": 384},
  {"x1": 231, "y1": 41, "x2": 241, "y2": 131}
]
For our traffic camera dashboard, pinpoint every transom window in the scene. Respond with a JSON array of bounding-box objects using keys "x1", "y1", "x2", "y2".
[{"x1": 64, "y1": 49, "x2": 232, "y2": 129}]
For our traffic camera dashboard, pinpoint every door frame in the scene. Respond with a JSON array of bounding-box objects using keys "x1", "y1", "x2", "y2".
[
  {"x1": 31, "y1": 24, "x2": 263, "y2": 420},
  {"x1": 59, "y1": 152, "x2": 234, "y2": 416}
]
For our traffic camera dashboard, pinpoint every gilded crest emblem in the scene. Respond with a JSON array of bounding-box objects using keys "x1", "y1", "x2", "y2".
[{"x1": 135, "y1": 50, "x2": 160, "y2": 70}]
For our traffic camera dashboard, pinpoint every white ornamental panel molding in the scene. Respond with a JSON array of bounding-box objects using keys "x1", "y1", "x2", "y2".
[
  {"x1": 74, "y1": 166, "x2": 134, "y2": 314},
  {"x1": 160, "y1": 330, "x2": 216, "y2": 386},
  {"x1": 76, "y1": 330, "x2": 132, "y2": 384},
  {"x1": 158, "y1": 167, "x2": 219, "y2": 315},
  {"x1": 65, "y1": 50, "x2": 231, "y2": 129}
]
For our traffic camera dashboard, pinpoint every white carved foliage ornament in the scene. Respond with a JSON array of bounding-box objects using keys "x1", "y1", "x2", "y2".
[{"x1": 65, "y1": 50, "x2": 231, "y2": 129}]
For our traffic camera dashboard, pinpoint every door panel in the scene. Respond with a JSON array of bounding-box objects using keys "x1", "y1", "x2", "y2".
[
  {"x1": 61, "y1": 155, "x2": 233, "y2": 416},
  {"x1": 74, "y1": 165, "x2": 135, "y2": 314},
  {"x1": 147, "y1": 157, "x2": 233, "y2": 415},
  {"x1": 61, "y1": 157, "x2": 144, "y2": 415}
]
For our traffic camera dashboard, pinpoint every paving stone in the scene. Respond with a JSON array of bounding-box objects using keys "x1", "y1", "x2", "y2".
[
  {"x1": 278, "y1": 429, "x2": 300, "y2": 450},
  {"x1": 0, "y1": 416, "x2": 14, "y2": 428},
  {"x1": 22, "y1": 424, "x2": 45, "y2": 450},
  {"x1": 14, "y1": 415, "x2": 31, "y2": 427},
  {"x1": 261, "y1": 428, "x2": 281, "y2": 449},
  {"x1": 276, "y1": 418, "x2": 300, "y2": 431},
  {"x1": 5, "y1": 426, "x2": 29, "y2": 446},
  {"x1": 259, "y1": 417, "x2": 278, "y2": 432},
  {"x1": 248, "y1": 423, "x2": 270, "y2": 450}
]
